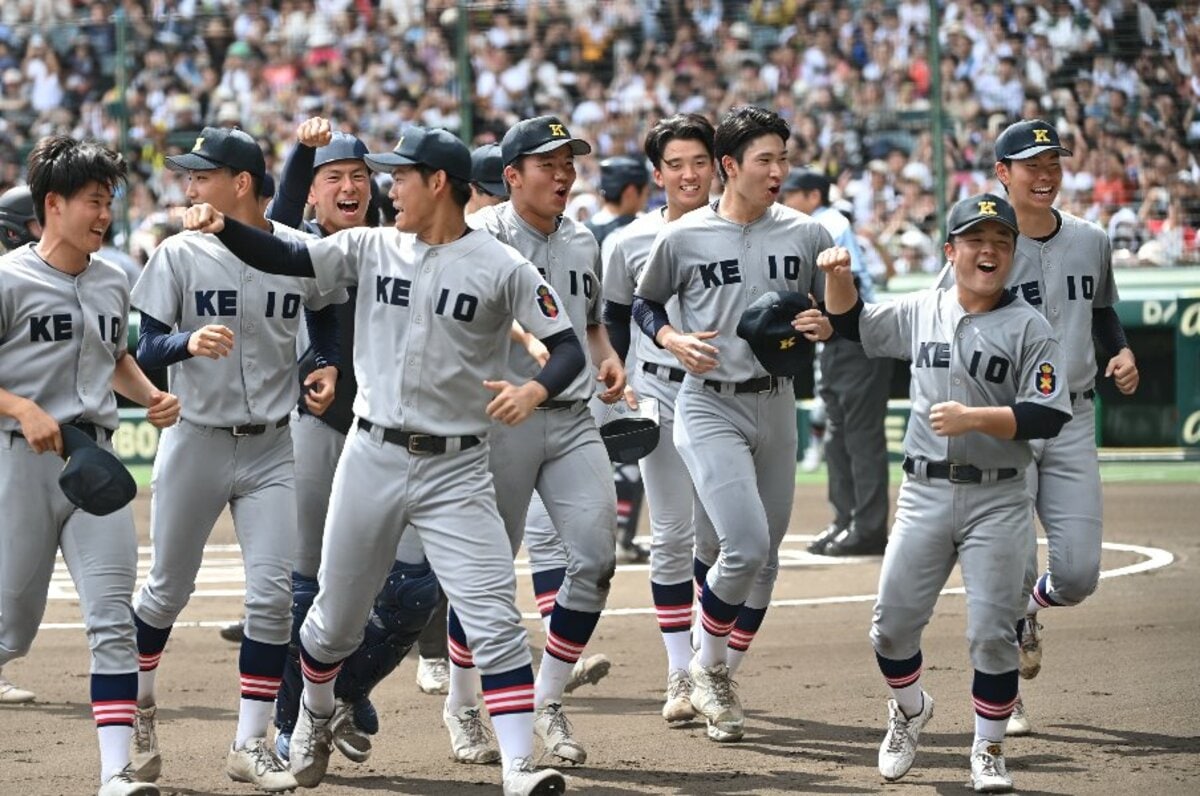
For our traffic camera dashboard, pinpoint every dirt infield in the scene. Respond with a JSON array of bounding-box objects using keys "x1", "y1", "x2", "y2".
[{"x1": 4, "y1": 478, "x2": 1199, "y2": 795}]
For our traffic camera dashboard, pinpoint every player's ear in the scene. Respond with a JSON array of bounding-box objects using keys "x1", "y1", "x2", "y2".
[
  {"x1": 503, "y1": 163, "x2": 521, "y2": 191},
  {"x1": 994, "y1": 161, "x2": 1009, "y2": 187},
  {"x1": 943, "y1": 239, "x2": 956, "y2": 263}
]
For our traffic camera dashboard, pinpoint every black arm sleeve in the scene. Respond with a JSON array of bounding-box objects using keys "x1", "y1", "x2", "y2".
[
  {"x1": 304, "y1": 304, "x2": 341, "y2": 370},
  {"x1": 268, "y1": 143, "x2": 317, "y2": 228},
  {"x1": 1092, "y1": 306, "x2": 1128, "y2": 358},
  {"x1": 827, "y1": 297, "x2": 865, "y2": 342},
  {"x1": 136, "y1": 312, "x2": 192, "y2": 369},
  {"x1": 215, "y1": 217, "x2": 316, "y2": 277},
  {"x1": 603, "y1": 300, "x2": 633, "y2": 361},
  {"x1": 1012, "y1": 402, "x2": 1072, "y2": 440},
  {"x1": 631, "y1": 296, "x2": 671, "y2": 347},
  {"x1": 531, "y1": 328, "x2": 585, "y2": 398}
]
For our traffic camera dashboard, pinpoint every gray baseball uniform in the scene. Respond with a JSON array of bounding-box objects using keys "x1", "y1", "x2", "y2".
[
  {"x1": 0, "y1": 245, "x2": 138, "y2": 677},
  {"x1": 936, "y1": 212, "x2": 1115, "y2": 607},
  {"x1": 470, "y1": 202, "x2": 618, "y2": 616},
  {"x1": 861, "y1": 288, "x2": 1071, "y2": 674},
  {"x1": 635, "y1": 202, "x2": 829, "y2": 617},
  {"x1": 131, "y1": 223, "x2": 344, "y2": 647}
]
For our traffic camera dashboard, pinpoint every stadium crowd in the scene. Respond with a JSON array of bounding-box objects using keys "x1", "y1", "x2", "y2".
[{"x1": 0, "y1": 0, "x2": 1197, "y2": 275}]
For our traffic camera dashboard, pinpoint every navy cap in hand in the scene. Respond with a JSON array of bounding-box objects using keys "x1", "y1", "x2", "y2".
[
  {"x1": 500, "y1": 116, "x2": 591, "y2": 166},
  {"x1": 470, "y1": 143, "x2": 507, "y2": 197},
  {"x1": 58, "y1": 425, "x2": 137, "y2": 516},
  {"x1": 364, "y1": 126, "x2": 471, "y2": 182},
  {"x1": 736, "y1": 291, "x2": 813, "y2": 377},
  {"x1": 166, "y1": 127, "x2": 266, "y2": 180},
  {"x1": 994, "y1": 119, "x2": 1073, "y2": 161},
  {"x1": 947, "y1": 193, "x2": 1020, "y2": 237}
]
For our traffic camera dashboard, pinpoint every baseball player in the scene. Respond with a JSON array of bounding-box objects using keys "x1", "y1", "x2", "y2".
[
  {"x1": 0, "y1": 135, "x2": 180, "y2": 795},
  {"x1": 129, "y1": 126, "x2": 344, "y2": 792},
  {"x1": 0, "y1": 184, "x2": 42, "y2": 252},
  {"x1": 453, "y1": 115, "x2": 625, "y2": 769},
  {"x1": 601, "y1": 112, "x2": 718, "y2": 722},
  {"x1": 782, "y1": 169, "x2": 892, "y2": 557},
  {"x1": 184, "y1": 125, "x2": 577, "y2": 796},
  {"x1": 633, "y1": 106, "x2": 831, "y2": 742},
  {"x1": 939, "y1": 120, "x2": 1139, "y2": 735},
  {"x1": 823, "y1": 194, "x2": 1072, "y2": 793}
]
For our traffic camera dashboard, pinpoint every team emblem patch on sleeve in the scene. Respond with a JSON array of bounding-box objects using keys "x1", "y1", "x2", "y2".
[
  {"x1": 1036, "y1": 361, "x2": 1057, "y2": 396},
  {"x1": 536, "y1": 284, "x2": 559, "y2": 319}
]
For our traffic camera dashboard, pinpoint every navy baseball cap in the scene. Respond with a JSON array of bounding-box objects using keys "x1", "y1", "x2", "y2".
[
  {"x1": 58, "y1": 426, "x2": 137, "y2": 516},
  {"x1": 994, "y1": 119, "x2": 1073, "y2": 161},
  {"x1": 166, "y1": 127, "x2": 266, "y2": 180},
  {"x1": 364, "y1": 127, "x2": 471, "y2": 182},
  {"x1": 470, "y1": 143, "x2": 507, "y2": 197},
  {"x1": 947, "y1": 193, "x2": 1020, "y2": 237},
  {"x1": 781, "y1": 168, "x2": 829, "y2": 195},
  {"x1": 314, "y1": 132, "x2": 369, "y2": 169},
  {"x1": 736, "y1": 290, "x2": 813, "y2": 377},
  {"x1": 598, "y1": 156, "x2": 649, "y2": 200},
  {"x1": 501, "y1": 116, "x2": 591, "y2": 166}
]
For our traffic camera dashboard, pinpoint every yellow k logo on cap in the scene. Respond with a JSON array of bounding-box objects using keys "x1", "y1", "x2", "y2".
[
  {"x1": 548, "y1": 123, "x2": 566, "y2": 137},
  {"x1": 1033, "y1": 129, "x2": 1051, "y2": 143},
  {"x1": 978, "y1": 200, "x2": 997, "y2": 216},
  {"x1": 779, "y1": 337, "x2": 796, "y2": 350},
  {"x1": 193, "y1": 137, "x2": 204, "y2": 151}
]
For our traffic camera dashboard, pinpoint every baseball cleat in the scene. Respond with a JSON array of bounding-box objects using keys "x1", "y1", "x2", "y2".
[
  {"x1": 878, "y1": 692, "x2": 933, "y2": 781},
  {"x1": 98, "y1": 764, "x2": 160, "y2": 795},
  {"x1": 615, "y1": 541, "x2": 650, "y2": 564},
  {"x1": 688, "y1": 658, "x2": 744, "y2": 742},
  {"x1": 799, "y1": 438, "x2": 823, "y2": 472},
  {"x1": 1018, "y1": 614, "x2": 1042, "y2": 679},
  {"x1": 805, "y1": 524, "x2": 842, "y2": 555},
  {"x1": 330, "y1": 699, "x2": 371, "y2": 763},
  {"x1": 417, "y1": 656, "x2": 450, "y2": 695},
  {"x1": 534, "y1": 701, "x2": 587, "y2": 765},
  {"x1": 219, "y1": 620, "x2": 246, "y2": 644},
  {"x1": 225, "y1": 736, "x2": 298, "y2": 792},
  {"x1": 969, "y1": 739, "x2": 1014, "y2": 793},
  {"x1": 562, "y1": 653, "x2": 611, "y2": 694},
  {"x1": 502, "y1": 756, "x2": 567, "y2": 796},
  {"x1": 0, "y1": 668, "x2": 35, "y2": 703},
  {"x1": 289, "y1": 700, "x2": 334, "y2": 787},
  {"x1": 1005, "y1": 694, "x2": 1032, "y2": 737},
  {"x1": 662, "y1": 669, "x2": 697, "y2": 723},
  {"x1": 443, "y1": 703, "x2": 500, "y2": 764},
  {"x1": 130, "y1": 705, "x2": 161, "y2": 782},
  {"x1": 818, "y1": 528, "x2": 886, "y2": 557}
]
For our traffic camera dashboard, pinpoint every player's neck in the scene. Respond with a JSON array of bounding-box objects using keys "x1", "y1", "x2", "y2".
[
  {"x1": 665, "y1": 199, "x2": 703, "y2": 222},
  {"x1": 1013, "y1": 205, "x2": 1057, "y2": 239},
  {"x1": 416, "y1": 209, "x2": 468, "y2": 246},
  {"x1": 225, "y1": 202, "x2": 271, "y2": 232},
  {"x1": 717, "y1": 190, "x2": 768, "y2": 225},
  {"x1": 956, "y1": 286, "x2": 1003, "y2": 315},
  {"x1": 34, "y1": 234, "x2": 90, "y2": 276},
  {"x1": 511, "y1": 196, "x2": 558, "y2": 236}
]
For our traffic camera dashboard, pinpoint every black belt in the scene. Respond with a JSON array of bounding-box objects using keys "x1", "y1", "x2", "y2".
[
  {"x1": 215, "y1": 416, "x2": 290, "y2": 437},
  {"x1": 903, "y1": 456, "x2": 1018, "y2": 484},
  {"x1": 1070, "y1": 389, "x2": 1096, "y2": 402},
  {"x1": 642, "y1": 362, "x2": 686, "y2": 383},
  {"x1": 357, "y1": 419, "x2": 480, "y2": 455},
  {"x1": 703, "y1": 375, "x2": 786, "y2": 394},
  {"x1": 13, "y1": 420, "x2": 112, "y2": 443},
  {"x1": 537, "y1": 399, "x2": 585, "y2": 411}
]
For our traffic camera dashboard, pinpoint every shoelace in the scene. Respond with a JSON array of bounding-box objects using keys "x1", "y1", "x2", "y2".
[
  {"x1": 544, "y1": 705, "x2": 575, "y2": 740},
  {"x1": 976, "y1": 748, "x2": 1003, "y2": 778},
  {"x1": 1020, "y1": 620, "x2": 1042, "y2": 650},
  {"x1": 508, "y1": 755, "x2": 537, "y2": 775},
  {"x1": 458, "y1": 708, "x2": 494, "y2": 746},
  {"x1": 884, "y1": 713, "x2": 911, "y2": 754},
  {"x1": 668, "y1": 676, "x2": 692, "y2": 701},
  {"x1": 247, "y1": 739, "x2": 289, "y2": 775},
  {"x1": 707, "y1": 670, "x2": 738, "y2": 707},
  {"x1": 295, "y1": 714, "x2": 332, "y2": 761},
  {"x1": 428, "y1": 659, "x2": 450, "y2": 682},
  {"x1": 133, "y1": 710, "x2": 156, "y2": 751}
]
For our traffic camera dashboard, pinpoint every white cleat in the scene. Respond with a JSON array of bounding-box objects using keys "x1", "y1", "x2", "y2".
[
  {"x1": 662, "y1": 669, "x2": 696, "y2": 723},
  {"x1": 533, "y1": 701, "x2": 587, "y2": 765},
  {"x1": 800, "y1": 438, "x2": 824, "y2": 472},
  {"x1": 1019, "y1": 614, "x2": 1043, "y2": 680},
  {"x1": 1005, "y1": 694, "x2": 1032, "y2": 737},
  {"x1": 970, "y1": 739, "x2": 1014, "y2": 793},
  {"x1": 98, "y1": 764, "x2": 160, "y2": 796},
  {"x1": 417, "y1": 656, "x2": 450, "y2": 695},
  {"x1": 562, "y1": 654, "x2": 611, "y2": 694},
  {"x1": 225, "y1": 737, "x2": 298, "y2": 793},
  {"x1": 130, "y1": 705, "x2": 162, "y2": 782},
  {"x1": 502, "y1": 756, "x2": 567, "y2": 796},
  {"x1": 289, "y1": 701, "x2": 334, "y2": 788},
  {"x1": 443, "y1": 703, "x2": 500, "y2": 764},
  {"x1": 688, "y1": 658, "x2": 743, "y2": 742},
  {"x1": 878, "y1": 692, "x2": 934, "y2": 781},
  {"x1": 0, "y1": 668, "x2": 35, "y2": 704},
  {"x1": 330, "y1": 699, "x2": 371, "y2": 763}
]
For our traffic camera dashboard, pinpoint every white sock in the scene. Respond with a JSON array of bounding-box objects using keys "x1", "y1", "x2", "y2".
[
  {"x1": 690, "y1": 620, "x2": 702, "y2": 655},
  {"x1": 1025, "y1": 594, "x2": 1041, "y2": 614},
  {"x1": 975, "y1": 715, "x2": 1007, "y2": 744},
  {"x1": 303, "y1": 680, "x2": 335, "y2": 718},
  {"x1": 446, "y1": 661, "x2": 481, "y2": 712},
  {"x1": 726, "y1": 646, "x2": 747, "y2": 677},
  {"x1": 98, "y1": 724, "x2": 133, "y2": 782},
  {"x1": 698, "y1": 628, "x2": 728, "y2": 669},
  {"x1": 541, "y1": 614, "x2": 551, "y2": 637},
  {"x1": 891, "y1": 680, "x2": 924, "y2": 719},
  {"x1": 661, "y1": 630, "x2": 694, "y2": 673},
  {"x1": 136, "y1": 669, "x2": 157, "y2": 708},
  {"x1": 534, "y1": 654, "x2": 574, "y2": 707},
  {"x1": 492, "y1": 711, "x2": 535, "y2": 773},
  {"x1": 235, "y1": 698, "x2": 274, "y2": 747}
]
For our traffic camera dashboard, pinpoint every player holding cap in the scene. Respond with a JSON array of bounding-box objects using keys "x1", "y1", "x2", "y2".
[
  {"x1": 824, "y1": 194, "x2": 1072, "y2": 792},
  {"x1": 0, "y1": 135, "x2": 180, "y2": 796},
  {"x1": 183, "y1": 125, "x2": 580, "y2": 796},
  {"x1": 0, "y1": 184, "x2": 43, "y2": 251}
]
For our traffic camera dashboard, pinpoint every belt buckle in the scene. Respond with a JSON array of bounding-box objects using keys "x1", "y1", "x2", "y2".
[
  {"x1": 756, "y1": 377, "x2": 775, "y2": 394},
  {"x1": 947, "y1": 464, "x2": 973, "y2": 484},
  {"x1": 406, "y1": 434, "x2": 433, "y2": 455},
  {"x1": 231, "y1": 425, "x2": 251, "y2": 437}
]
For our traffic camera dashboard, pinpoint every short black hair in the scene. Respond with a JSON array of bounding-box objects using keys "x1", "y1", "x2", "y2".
[
  {"x1": 713, "y1": 106, "x2": 790, "y2": 183},
  {"x1": 414, "y1": 164, "x2": 471, "y2": 208},
  {"x1": 27, "y1": 135, "x2": 127, "y2": 225},
  {"x1": 643, "y1": 113, "x2": 716, "y2": 169}
]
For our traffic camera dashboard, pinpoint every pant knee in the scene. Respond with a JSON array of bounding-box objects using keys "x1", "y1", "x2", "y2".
[
  {"x1": 968, "y1": 631, "x2": 1019, "y2": 673},
  {"x1": 870, "y1": 607, "x2": 928, "y2": 662}
]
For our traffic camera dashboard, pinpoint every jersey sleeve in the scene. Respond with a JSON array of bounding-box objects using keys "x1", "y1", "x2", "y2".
[
  {"x1": 1093, "y1": 235, "x2": 1118, "y2": 307},
  {"x1": 804, "y1": 223, "x2": 834, "y2": 304},
  {"x1": 585, "y1": 243, "x2": 603, "y2": 326},
  {"x1": 505, "y1": 261, "x2": 574, "y2": 341},
  {"x1": 306, "y1": 228, "x2": 368, "y2": 296},
  {"x1": 932, "y1": 261, "x2": 954, "y2": 290},
  {"x1": 1016, "y1": 322, "x2": 1072, "y2": 416},
  {"x1": 602, "y1": 235, "x2": 636, "y2": 306},
  {"x1": 634, "y1": 230, "x2": 677, "y2": 304},
  {"x1": 130, "y1": 240, "x2": 185, "y2": 327},
  {"x1": 857, "y1": 293, "x2": 918, "y2": 360}
]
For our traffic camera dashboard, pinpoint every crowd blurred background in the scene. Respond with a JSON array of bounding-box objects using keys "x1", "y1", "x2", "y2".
[{"x1": 1, "y1": 0, "x2": 1197, "y2": 279}]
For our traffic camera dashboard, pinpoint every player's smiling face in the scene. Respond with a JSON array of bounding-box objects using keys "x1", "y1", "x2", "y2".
[
  {"x1": 655, "y1": 138, "x2": 714, "y2": 214},
  {"x1": 310, "y1": 160, "x2": 371, "y2": 232},
  {"x1": 946, "y1": 220, "x2": 1017, "y2": 311},
  {"x1": 506, "y1": 145, "x2": 577, "y2": 227},
  {"x1": 724, "y1": 133, "x2": 788, "y2": 213},
  {"x1": 52, "y1": 180, "x2": 113, "y2": 254},
  {"x1": 997, "y1": 151, "x2": 1062, "y2": 213},
  {"x1": 185, "y1": 168, "x2": 243, "y2": 214},
  {"x1": 388, "y1": 165, "x2": 434, "y2": 233}
]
